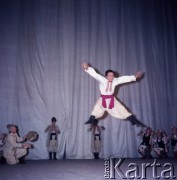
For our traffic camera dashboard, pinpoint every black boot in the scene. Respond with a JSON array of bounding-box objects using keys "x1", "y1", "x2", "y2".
[
  {"x1": 85, "y1": 115, "x2": 95, "y2": 124},
  {"x1": 53, "y1": 152, "x2": 57, "y2": 160},
  {"x1": 93, "y1": 153, "x2": 99, "y2": 159},
  {"x1": 127, "y1": 115, "x2": 146, "y2": 127},
  {"x1": 18, "y1": 156, "x2": 26, "y2": 164},
  {"x1": 95, "y1": 153, "x2": 100, "y2": 159},
  {"x1": 0, "y1": 156, "x2": 6, "y2": 165},
  {"x1": 127, "y1": 115, "x2": 136, "y2": 125},
  {"x1": 93, "y1": 153, "x2": 97, "y2": 159},
  {"x1": 49, "y1": 152, "x2": 52, "y2": 160}
]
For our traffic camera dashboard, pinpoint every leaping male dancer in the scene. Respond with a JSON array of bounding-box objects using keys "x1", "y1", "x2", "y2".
[{"x1": 82, "y1": 62, "x2": 146, "y2": 127}]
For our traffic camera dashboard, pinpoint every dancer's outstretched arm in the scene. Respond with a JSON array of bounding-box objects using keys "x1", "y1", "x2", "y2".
[{"x1": 81, "y1": 62, "x2": 106, "y2": 82}]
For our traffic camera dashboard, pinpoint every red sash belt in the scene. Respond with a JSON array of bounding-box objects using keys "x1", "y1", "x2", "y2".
[{"x1": 101, "y1": 95, "x2": 114, "y2": 109}]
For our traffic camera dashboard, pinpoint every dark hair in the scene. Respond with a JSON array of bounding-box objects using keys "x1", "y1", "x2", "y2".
[
  {"x1": 105, "y1": 69, "x2": 115, "y2": 77},
  {"x1": 51, "y1": 117, "x2": 57, "y2": 122}
]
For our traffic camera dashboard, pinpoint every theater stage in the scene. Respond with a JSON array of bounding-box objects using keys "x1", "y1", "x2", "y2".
[{"x1": 0, "y1": 158, "x2": 177, "y2": 180}]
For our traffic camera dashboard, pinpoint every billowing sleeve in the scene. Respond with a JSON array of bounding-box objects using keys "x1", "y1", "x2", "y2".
[
  {"x1": 85, "y1": 67, "x2": 105, "y2": 83},
  {"x1": 114, "y1": 75, "x2": 136, "y2": 85}
]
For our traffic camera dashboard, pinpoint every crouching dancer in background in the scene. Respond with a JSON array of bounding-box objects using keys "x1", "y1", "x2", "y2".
[
  {"x1": 3, "y1": 124, "x2": 32, "y2": 165},
  {"x1": 137, "y1": 127, "x2": 153, "y2": 159},
  {"x1": 152, "y1": 130, "x2": 169, "y2": 158}
]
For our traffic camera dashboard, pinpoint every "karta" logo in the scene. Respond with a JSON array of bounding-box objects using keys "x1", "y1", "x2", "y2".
[{"x1": 104, "y1": 158, "x2": 176, "y2": 179}]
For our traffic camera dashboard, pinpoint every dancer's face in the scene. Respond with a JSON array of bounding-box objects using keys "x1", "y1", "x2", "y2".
[
  {"x1": 52, "y1": 121, "x2": 56, "y2": 125},
  {"x1": 106, "y1": 72, "x2": 114, "y2": 81},
  {"x1": 157, "y1": 132, "x2": 162, "y2": 137},
  {"x1": 10, "y1": 126, "x2": 17, "y2": 134},
  {"x1": 146, "y1": 129, "x2": 151, "y2": 135}
]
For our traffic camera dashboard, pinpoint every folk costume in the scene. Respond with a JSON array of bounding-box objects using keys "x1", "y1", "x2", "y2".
[
  {"x1": 84, "y1": 67, "x2": 145, "y2": 127},
  {"x1": 138, "y1": 128, "x2": 152, "y2": 158},
  {"x1": 45, "y1": 118, "x2": 61, "y2": 160},
  {"x1": 3, "y1": 131, "x2": 27, "y2": 165},
  {"x1": 88, "y1": 120, "x2": 105, "y2": 159},
  {"x1": 153, "y1": 130, "x2": 169, "y2": 158}
]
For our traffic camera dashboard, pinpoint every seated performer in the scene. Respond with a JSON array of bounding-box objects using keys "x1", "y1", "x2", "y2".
[
  {"x1": 3, "y1": 124, "x2": 32, "y2": 165},
  {"x1": 153, "y1": 130, "x2": 169, "y2": 158},
  {"x1": 45, "y1": 117, "x2": 61, "y2": 160},
  {"x1": 171, "y1": 126, "x2": 177, "y2": 158},
  {"x1": 88, "y1": 119, "x2": 105, "y2": 159},
  {"x1": 137, "y1": 127, "x2": 153, "y2": 159},
  {"x1": 81, "y1": 62, "x2": 145, "y2": 127}
]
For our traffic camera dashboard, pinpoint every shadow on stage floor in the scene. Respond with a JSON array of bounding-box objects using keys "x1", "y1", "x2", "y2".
[{"x1": 0, "y1": 158, "x2": 177, "y2": 180}]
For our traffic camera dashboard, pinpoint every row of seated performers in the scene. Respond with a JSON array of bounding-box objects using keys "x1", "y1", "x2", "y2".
[{"x1": 137, "y1": 126, "x2": 177, "y2": 159}]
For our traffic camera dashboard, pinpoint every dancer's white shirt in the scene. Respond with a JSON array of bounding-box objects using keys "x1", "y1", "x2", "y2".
[{"x1": 85, "y1": 67, "x2": 136, "y2": 95}]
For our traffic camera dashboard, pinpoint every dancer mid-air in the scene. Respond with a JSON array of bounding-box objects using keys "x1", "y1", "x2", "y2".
[{"x1": 82, "y1": 62, "x2": 146, "y2": 127}]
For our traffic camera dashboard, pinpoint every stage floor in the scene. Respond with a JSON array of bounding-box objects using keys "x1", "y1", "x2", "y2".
[{"x1": 0, "y1": 158, "x2": 177, "y2": 180}]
